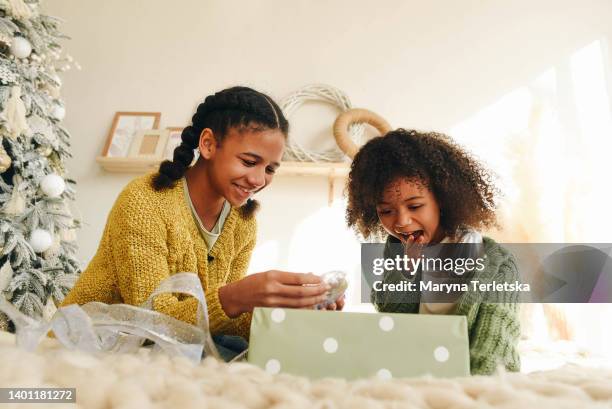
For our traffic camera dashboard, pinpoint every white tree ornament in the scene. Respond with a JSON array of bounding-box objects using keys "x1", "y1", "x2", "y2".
[
  {"x1": 40, "y1": 173, "x2": 65, "y2": 198},
  {"x1": 29, "y1": 229, "x2": 53, "y2": 253},
  {"x1": 10, "y1": 36, "x2": 32, "y2": 58}
]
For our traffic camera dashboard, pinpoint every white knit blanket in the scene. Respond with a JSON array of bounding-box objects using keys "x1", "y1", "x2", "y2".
[{"x1": 1, "y1": 332, "x2": 611, "y2": 409}]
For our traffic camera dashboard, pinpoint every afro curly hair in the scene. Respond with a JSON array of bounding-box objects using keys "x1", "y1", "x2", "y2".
[{"x1": 346, "y1": 129, "x2": 499, "y2": 240}]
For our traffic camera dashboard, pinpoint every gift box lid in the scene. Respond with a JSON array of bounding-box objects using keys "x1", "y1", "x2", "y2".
[{"x1": 247, "y1": 307, "x2": 470, "y2": 380}]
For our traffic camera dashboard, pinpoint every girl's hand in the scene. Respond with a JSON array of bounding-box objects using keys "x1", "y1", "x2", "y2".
[
  {"x1": 401, "y1": 235, "x2": 425, "y2": 262},
  {"x1": 218, "y1": 270, "x2": 330, "y2": 318},
  {"x1": 325, "y1": 294, "x2": 345, "y2": 311}
]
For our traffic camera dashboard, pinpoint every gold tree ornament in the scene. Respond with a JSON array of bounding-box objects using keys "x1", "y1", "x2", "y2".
[
  {"x1": 48, "y1": 151, "x2": 65, "y2": 175},
  {"x1": 333, "y1": 108, "x2": 392, "y2": 159}
]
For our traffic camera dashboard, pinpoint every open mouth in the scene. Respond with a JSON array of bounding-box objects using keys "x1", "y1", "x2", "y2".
[
  {"x1": 233, "y1": 183, "x2": 254, "y2": 198},
  {"x1": 398, "y1": 230, "x2": 424, "y2": 242}
]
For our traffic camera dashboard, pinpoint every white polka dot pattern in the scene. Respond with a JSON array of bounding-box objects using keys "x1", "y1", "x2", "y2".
[
  {"x1": 379, "y1": 316, "x2": 394, "y2": 331},
  {"x1": 271, "y1": 308, "x2": 286, "y2": 323},
  {"x1": 265, "y1": 359, "x2": 281, "y2": 374},
  {"x1": 434, "y1": 346, "x2": 450, "y2": 362},
  {"x1": 377, "y1": 368, "x2": 392, "y2": 380},
  {"x1": 323, "y1": 337, "x2": 338, "y2": 353}
]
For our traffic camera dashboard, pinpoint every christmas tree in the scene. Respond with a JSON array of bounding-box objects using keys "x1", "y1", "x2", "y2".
[{"x1": 0, "y1": 0, "x2": 80, "y2": 331}]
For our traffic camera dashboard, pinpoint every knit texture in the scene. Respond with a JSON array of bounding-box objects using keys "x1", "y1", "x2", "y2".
[
  {"x1": 372, "y1": 236, "x2": 521, "y2": 375},
  {"x1": 61, "y1": 173, "x2": 255, "y2": 339}
]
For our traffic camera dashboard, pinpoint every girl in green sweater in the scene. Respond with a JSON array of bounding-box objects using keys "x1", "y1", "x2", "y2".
[{"x1": 346, "y1": 129, "x2": 521, "y2": 375}]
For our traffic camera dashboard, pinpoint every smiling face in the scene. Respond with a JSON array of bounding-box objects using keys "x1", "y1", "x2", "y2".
[
  {"x1": 376, "y1": 177, "x2": 445, "y2": 245},
  {"x1": 202, "y1": 125, "x2": 286, "y2": 207}
]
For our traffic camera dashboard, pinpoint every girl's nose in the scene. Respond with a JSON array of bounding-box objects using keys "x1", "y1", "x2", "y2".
[
  {"x1": 247, "y1": 167, "x2": 266, "y2": 189},
  {"x1": 395, "y1": 219, "x2": 412, "y2": 229},
  {"x1": 395, "y1": 209, "x2": 413, "y2": 228}
]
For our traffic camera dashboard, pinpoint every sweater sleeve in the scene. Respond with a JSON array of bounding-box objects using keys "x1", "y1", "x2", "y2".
[
  {"x1": 206, "y1": 220, "x2": 256, "y2": 340},
  {"x1": 468, "y1": 257, "x2": 522, "y2": 375},
  {"x1": 108, "y1": 187, "x2": 201, "y2": 325}
]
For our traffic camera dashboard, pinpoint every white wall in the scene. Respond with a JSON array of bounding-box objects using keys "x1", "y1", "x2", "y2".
[{"x1": 43, "y1": 0, "x2": 612, "y2": 289}]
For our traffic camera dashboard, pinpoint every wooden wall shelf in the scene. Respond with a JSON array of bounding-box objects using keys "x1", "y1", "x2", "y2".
[
  {"x1": 96, "y1": 157, "x2": 351, "y2": 204},
  {"x1": 96, "y1": 156, "x2": 161, "y2": 173}
]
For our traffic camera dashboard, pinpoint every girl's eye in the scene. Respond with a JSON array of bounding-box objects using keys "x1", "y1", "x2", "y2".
[
  {"x1": 377, "y1": 209, "x2": 392, "y2": 215},
  {"x1": 265, "y1": 166, "x2": 276, "y2": 175},
  {"x1": 408, "y1": 205, "x2": 423, "y2": 210},
  {"x1": 241, "y1": 159, "x2": 256, "y2": 167}
]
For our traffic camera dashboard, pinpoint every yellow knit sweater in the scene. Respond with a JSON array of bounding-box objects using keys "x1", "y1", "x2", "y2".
[{"x1": 61, "y1": 173, "x2": 255, "y2": 339}]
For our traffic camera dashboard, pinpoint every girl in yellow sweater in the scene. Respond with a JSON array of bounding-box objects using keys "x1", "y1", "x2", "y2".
[{"x1": 61, "y1": 86, "x2": 330, "y2": 345}]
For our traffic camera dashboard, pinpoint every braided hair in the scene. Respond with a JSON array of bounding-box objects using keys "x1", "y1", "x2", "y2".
[{"x1": 152, "y1": 86, "x2": 289, "y2": 216}]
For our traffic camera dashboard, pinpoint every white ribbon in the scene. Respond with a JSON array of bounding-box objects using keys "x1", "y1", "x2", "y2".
[{"x1": 0, "y1": 272, "x2": 221, "y2": 363}]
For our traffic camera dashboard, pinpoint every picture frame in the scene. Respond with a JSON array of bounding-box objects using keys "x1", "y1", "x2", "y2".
[
  {"x1": 127, "y1": 129, "x2": 169, "y2": 159},
  {"x1": 164, "y1": 127, "x2": 184, "y2": 160},
  {"x1": 102, "y1": 112, "x2": 161, "y2": 157}
]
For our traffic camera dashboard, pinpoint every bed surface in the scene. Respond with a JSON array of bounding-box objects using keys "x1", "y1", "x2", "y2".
[{"x1": 1, "y1": 331, "x2": 612, "y2": 409}]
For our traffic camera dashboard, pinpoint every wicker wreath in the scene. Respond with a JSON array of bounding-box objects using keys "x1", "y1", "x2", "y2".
[
  {"x1": 280, "y1": 84, "x2": 365, "y2": 162},
  {"x1": 333, "y1": 108, "x2": 391, "y2": 159}
]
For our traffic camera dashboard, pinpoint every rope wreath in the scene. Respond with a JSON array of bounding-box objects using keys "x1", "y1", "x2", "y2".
[
  {"x1": 280, "y1": 84, "x2": 365, "y2": 162},
  {"x1": 333, "y1": 108, "x2": 392, "y2": 159}
]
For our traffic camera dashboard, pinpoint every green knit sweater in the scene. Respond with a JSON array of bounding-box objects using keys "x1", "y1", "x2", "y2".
[{"x1": 372, "y1": 236, "x2": 521, "y2": 375}]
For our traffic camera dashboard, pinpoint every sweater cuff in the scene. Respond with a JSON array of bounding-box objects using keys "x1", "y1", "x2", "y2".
[
  {"x1": 207, "y1": 286, "x2": 232, "y2": 329},
  {"x1": 207, "y1": 286, "x2": 253, "y2": 339}
]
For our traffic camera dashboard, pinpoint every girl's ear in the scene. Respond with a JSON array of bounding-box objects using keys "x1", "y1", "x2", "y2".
[{"x1": 198, "y1": 128, "x2": 217, "y2": 159}]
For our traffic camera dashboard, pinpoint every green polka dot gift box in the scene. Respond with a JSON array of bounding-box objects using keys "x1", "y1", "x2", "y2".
[{"x1": 247, "y1": 307, "x2": 470, "y2": 380}]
